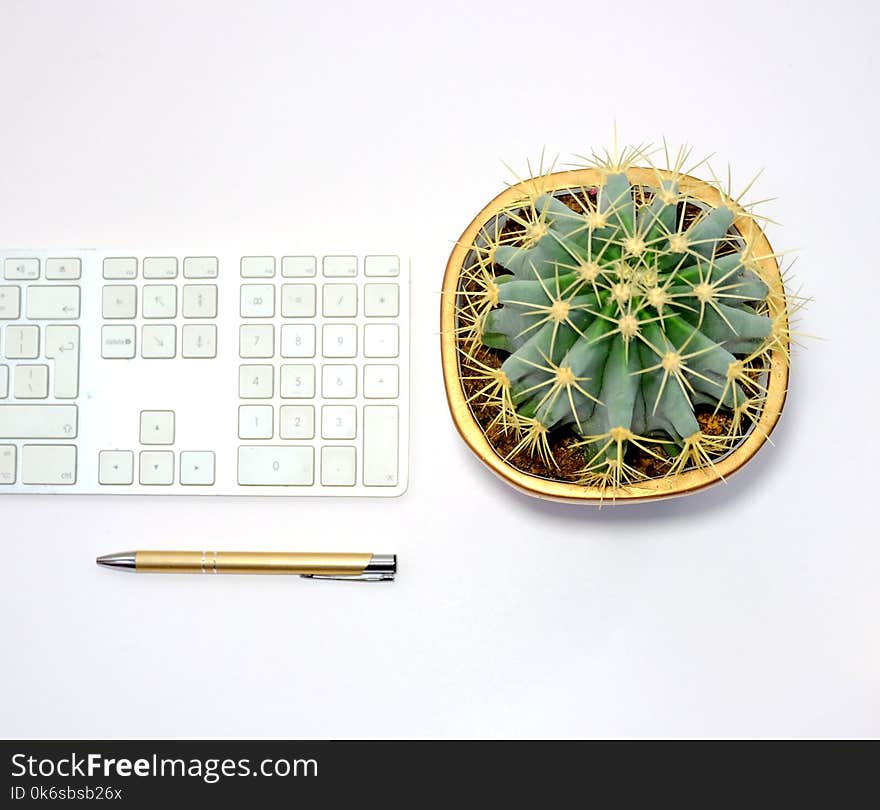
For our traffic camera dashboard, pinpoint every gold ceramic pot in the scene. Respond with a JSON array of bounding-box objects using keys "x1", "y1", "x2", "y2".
[{"x1": 440, "y1": 167, "x2": 790, "y2": 503}]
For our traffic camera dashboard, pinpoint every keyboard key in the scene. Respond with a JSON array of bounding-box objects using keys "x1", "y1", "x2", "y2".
[
  {"x1": 99, "y1": 450, "x2": 134, "y2": 485},
  {"x1": 323, "y1": 283, "x2": 357, "y2": 317},
  {"x1": 183, "y1": 256, "x2": 218, "y2": 279},
  {"x1": 321, "y1": 445, "x2": 356, "y2": 486},
  {"x1": 143, "y1": 257, "x2": 178, "y2": 279},
  {"x1": 364, "y1": 283, "x2": 399, "y2": 317},
  {"x1": 45, "y1": 325, "x2": 79, "y2": 398},
  {"x1": 237, "y1": 445, "x2": 314, "y2": 486},
  {"x1": 21, "y1": 444, "x2": 76, "y2": 484},
  {"x1": 322, "y1": 364, "x2": 357, "y2": 398},
  {"x1": 239, "y1": 324, "x2": 274, "y2": 358},
  {"x1": 14, "y1": 365, "x2": 49, "y2": 399},
  {"x1": 0, "y1": 404, "x2": 77, "y2": 438},
  {"x1": 241, "y1": 256, "x2": 275, "y2": 278},
  {"x1": 281, "y1": 284, "x2": 316, "y2": 317},
  {"x1": 323, "y1": 255, "x2": 357, "y2": 277},
  {"x1": 364, "y1": 255, "x2": 400, "y2": 277},
  {"x1": 238, "y1": 404, "x2": 274, "y2": 439},
  {"x1": 321, "y1": 405, "x2": 356, "y2": 439},
  {"x1": 282, "y1": 256, "x2": 316, "y2": 277},
  {"x1": 364, "y1": 323, "x2": 399, "y2": 357},
  {"x1": 103, "y1": 257, "x2": 137, "y2": 280},
  {"x1": 280, "y1": 324, "x2": 315, "y2": 358},
  {"x1": 279, "y1": 404, "x2": 315, "y2": 439},
  {"x1": 4, "y1": 325, "x2": 39, "y2": 358},
  {"x1": 139, "y1": 450, "x2": 174, "y2": 485},
  {"x1": 182, "y1": 284, "x2": 218, "y2": 318},
  {"x1": 180, "y1": 451, "x2": 215, "y2": 486},
  {"x1": 4, "y1": 258, "x2": 39, "y2": 280},
  {"x1": 364, "y1": 364, "x2": 399, "y2": 398},
  {"x1": 45, "y1": 258, "x2": 81, "y2": 280},
  {"x1": 280, "y1": 364, "x2": 315, "y2": 398},
  {"x1": 26, "y1": 285, "x2": 80, "y2": 319},
  {"x1": 322, "y1": 324, "x2": 357, "y2": 358},
  {"x1": 239, "y1": 364, "x2": 274, "y2": 398},
  {"x1": 0, "y1": 445, "x2": 14, "y2": 483},
  {"x1": 363, "y1": 405, "x2": 399, "y2": 486},
  {"x1": 0, "y1": 366, "x2": 7, "y2": 398},
  {"x1": 142, "y1": 285, "x2": 177, "y2": 318},
  {"x1": 240, "y1": 284, "x2": 275, "y2": 318},
  {"x1": 140, "y1": 410, "x2": 175, "y2": 445},
  {"x1": 0, "y1": 286, "x2": 20, "y2": 319},
  {"x1": 101, "y1": 324, "x2": 136, "y2": 359},
  {"x1": 102, "y1": 285, "x2": 137, "y2": 319},
  {"x1": 181, "y1": 324, "x2": 217, "y2": 358},
  {"x1": 141, "y1": 324, "x2": 176, "y2": 359}
]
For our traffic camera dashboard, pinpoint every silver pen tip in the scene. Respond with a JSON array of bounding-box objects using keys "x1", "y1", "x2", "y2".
[{"x1": 96, "y1": 552, "x2": 137, "y2": 571}]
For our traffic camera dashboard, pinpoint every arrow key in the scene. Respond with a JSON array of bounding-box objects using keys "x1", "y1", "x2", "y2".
[
  {"x1": 139, "y1": 451, "x2": 174, "y2": 485},
  {"x1": 180, "y1": 451, "x2": 215, "y2": 486},
  {"x1": 99, "y1": 450, "x2": 134, "y2": 485}
]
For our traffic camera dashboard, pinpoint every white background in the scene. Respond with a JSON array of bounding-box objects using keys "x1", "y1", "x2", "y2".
[{"x1": 1, "y1": 0, "x2": 878, "y2": 739}]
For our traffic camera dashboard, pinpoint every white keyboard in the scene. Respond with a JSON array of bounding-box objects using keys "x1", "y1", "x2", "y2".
[{"x1": 0, "y1": 251, "x2": 409, "y2": 496}]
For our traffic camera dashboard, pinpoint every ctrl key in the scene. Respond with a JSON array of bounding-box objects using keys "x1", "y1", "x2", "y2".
[{"x1": 21, "y1": 445, "x2": 77, "y2": 485}]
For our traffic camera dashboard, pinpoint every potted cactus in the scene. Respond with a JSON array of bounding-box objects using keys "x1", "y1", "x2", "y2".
[{"x1": 440, "y1": 145, "x2": 793, "y2": 502}]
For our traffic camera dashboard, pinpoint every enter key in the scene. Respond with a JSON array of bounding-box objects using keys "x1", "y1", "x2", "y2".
[{"x1": 46, "y1": 325, "x2": 80, "y2": 399}]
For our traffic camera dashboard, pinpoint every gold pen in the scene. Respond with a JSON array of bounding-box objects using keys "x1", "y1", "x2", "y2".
[{"x1": 96, "y1": 551, "x2": 397, "y2": 581}]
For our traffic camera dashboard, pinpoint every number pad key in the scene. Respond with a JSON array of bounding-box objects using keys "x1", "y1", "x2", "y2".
[
  {"x1": 240, "y1": 284, "x2": 275, "y2": 318},
  {"x1": 281, "y1": 284, "x2": 316, "y2": 317},
  {"x1": 322, "y1": 283, "x2": 357, "y2": 317},
  {"x1": 280, "y1": 365, "x2": 315, "y2": 398},
  {"x1": 239, "y1": 324, "x2": 274, "y2": 358},
  {"x1": 279, "y1": 405, "x2": 315, "y2": 439},
  {"x1": 239, "y1": 365, "x2": 274, "y2": 398},
  {"x1": 321, "y1": 365, "x2": 357, "y2": 398},
  {"x1": 321, "y1": 405, "x2": 357, "y2": 439},
  {"x1": 322, "y1": 324, "x2": 357, "y2": 358},
  {"x1": 364, "y1": 283, "x2": 399, "y2": 317},
  {"x1": 238, "y1": 404, "x2": 274, "y2": 439},
  {"x1": 321, "y1": 446, "x2": 356, "y2": 486},
  {"x1": 280, "y1": 324, "x2": 315, "y2": 358},
  {"x1": 364, "y1": 365, "x2": 399, "y2": 399}
]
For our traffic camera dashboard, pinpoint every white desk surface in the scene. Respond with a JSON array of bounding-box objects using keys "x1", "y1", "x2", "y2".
[{"x1": 1, "y1": 0, "x2": 877, "y2": 739}]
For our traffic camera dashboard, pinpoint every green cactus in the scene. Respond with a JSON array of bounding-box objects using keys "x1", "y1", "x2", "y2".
[{"x1": 456, "y1": 150, "x2": 790, "y2": 493}]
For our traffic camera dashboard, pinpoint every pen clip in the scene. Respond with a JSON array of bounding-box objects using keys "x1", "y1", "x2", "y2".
[
  {"x1": 300, "y1": 554, "x2": 396, "y2": 582},
  {"x1": 300, "y1": 572, "x2": 395, "y2": 582}
]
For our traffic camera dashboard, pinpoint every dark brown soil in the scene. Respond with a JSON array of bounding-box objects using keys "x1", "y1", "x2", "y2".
[{"x1": 460, "y1": 344, "x2": 741, "y2": 482}]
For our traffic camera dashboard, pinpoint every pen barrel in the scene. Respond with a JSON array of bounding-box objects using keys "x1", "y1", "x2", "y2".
[{"x1": 135, "y1": 551, "x2": 373, "y2": 576}]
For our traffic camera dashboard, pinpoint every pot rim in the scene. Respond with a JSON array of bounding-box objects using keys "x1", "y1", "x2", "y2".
[{"x1": 440, "y1": 167, "x2": 790, "y2": 503}]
